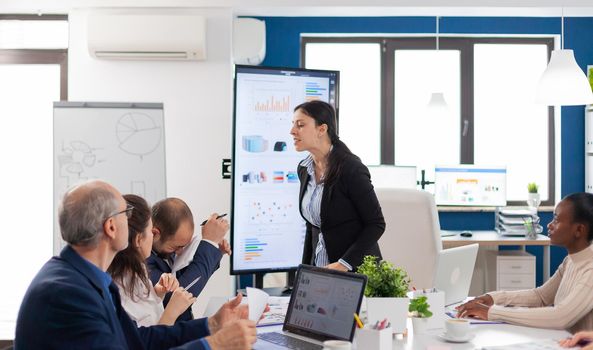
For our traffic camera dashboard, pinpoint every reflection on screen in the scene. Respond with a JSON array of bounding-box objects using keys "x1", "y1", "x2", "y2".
[{"x1": 287, "y1": 269, "x2": 363, "y2": 340}]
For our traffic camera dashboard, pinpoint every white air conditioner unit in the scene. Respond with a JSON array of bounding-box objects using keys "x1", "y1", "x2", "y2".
[{"x1": 88, "y1": 12, "x2": 207, "y2": 61}]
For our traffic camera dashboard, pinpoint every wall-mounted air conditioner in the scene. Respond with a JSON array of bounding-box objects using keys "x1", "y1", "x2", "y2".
[{"x1": 88, "y1": 12, "x2": 207, "y2": 61}]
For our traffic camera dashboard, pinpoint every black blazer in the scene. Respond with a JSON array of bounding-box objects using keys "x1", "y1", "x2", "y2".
[{"x1": 298, "y1": 154, "x2": 385, "y2": 270}]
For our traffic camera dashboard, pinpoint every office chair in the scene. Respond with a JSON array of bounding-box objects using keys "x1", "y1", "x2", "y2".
[{"x1": 376, "y1": 188, "x2": 442, "y2": 289}]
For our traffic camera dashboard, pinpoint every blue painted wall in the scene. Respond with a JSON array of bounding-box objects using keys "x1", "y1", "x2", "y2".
[{"x1": 256, "y1": 16, "x2": 593, "y2": 285}]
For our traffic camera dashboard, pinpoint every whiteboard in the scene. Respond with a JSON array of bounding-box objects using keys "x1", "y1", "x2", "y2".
[{"x1": 53, "y1": 102, "x2": 166, "y2": 253}]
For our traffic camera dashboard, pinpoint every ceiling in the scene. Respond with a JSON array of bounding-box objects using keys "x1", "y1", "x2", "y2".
[{"x1": 1, "y1": 0, "x2": 593, "y2": 16}]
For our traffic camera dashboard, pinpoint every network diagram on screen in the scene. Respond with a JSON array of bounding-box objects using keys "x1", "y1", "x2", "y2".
[{"x1": 231, "y1": 66, "x2": 338, "y2": 274}]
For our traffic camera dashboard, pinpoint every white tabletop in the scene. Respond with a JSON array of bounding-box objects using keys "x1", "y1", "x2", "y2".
[
  {"x1": 395, "y1": 319, "x2": 570, "y2": 349},
  {"x1": 257, "y1": 318, "x2": 571, "y2": 350}
]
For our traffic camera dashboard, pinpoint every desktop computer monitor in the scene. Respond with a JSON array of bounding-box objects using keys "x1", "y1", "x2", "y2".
[
  {"x1": 231, "y1": 65, "x2": 339, "y2": 275},
  {"x1": 434, "y1": 165, "x2": 507, "y2": 206}
]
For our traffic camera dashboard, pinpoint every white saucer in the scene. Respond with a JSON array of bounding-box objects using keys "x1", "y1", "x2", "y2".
[{"x1": 438, "y1": 332, "x2": 475, "y2": 343}]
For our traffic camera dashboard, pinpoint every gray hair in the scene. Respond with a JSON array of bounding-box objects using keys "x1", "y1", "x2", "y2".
[{"x1": 58, "y1": 181, "x2": 120, "y2": 247}]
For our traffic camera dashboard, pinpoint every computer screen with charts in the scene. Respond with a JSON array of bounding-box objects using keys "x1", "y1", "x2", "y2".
[
  {"x1": 231, "y1": 65, "x2": 339, "y2": 274},
  {"x1": 284, "y1": 265, "x2": 366, "y2": 341},
  {"x1": 434, "y1": 165, "x2": 507, "y2": 206}
]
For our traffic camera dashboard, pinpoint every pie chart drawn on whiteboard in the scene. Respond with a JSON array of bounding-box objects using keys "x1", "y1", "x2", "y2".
[{"x1": 116, "y1": 112, "x2": 162, "y2": 159}]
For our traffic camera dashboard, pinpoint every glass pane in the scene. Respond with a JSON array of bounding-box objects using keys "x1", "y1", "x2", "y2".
[
  {"x1": 0, "y1": 20, "x2": 68, "y2": 49},
  {"x1": 305, "y1": 43, "x2": 381, "y2": 165},
  {"x1": 0, "y1": 64, "x2": 59, "y2": 338},
  {"x1": 474, "y1": 44, "x2": 549, "y2": 202},
  {"x1": 393, "y1": 50, "x2": 461, "y2": 189}
]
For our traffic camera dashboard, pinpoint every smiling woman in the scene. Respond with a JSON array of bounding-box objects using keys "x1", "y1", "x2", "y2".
[{"x1": 455, "y1": 192, "x2": 593, "y2": 334}]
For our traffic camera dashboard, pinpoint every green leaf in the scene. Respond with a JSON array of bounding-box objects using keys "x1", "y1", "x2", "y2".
[{"x1": 356, "y1": 255, "x2": 410, "y2": 298}]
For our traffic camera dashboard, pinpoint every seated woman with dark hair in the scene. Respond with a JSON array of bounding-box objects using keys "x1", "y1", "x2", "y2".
[
  {"x1": 108, "y1": 194, "x2": 195, "y2": 326},
  {"x1": 456, "y1": 192, "x2": 593, "y2": 333}
]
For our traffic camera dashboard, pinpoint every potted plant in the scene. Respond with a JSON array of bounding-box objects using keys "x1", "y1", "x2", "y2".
[
  {"x1": 527, "y1": 182, "x2": 541, "y2": 211},
  {"x1": 357, "y1": 255, "x2": 410, "y2": 333},
  {"x1": 409, "y1": 296, "x2": 433, "y2": 333}
]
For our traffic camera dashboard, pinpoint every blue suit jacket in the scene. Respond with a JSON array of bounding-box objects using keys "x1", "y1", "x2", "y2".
[
  {"x1": 146, "y1": 241, "x2": 222, "y2": 322},
  {"x1": 15, "y1": 246, "x2": 211, "y2": 350}
]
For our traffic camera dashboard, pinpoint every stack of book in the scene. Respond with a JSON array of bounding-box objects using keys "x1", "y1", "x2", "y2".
[{"x1": 495, "y1": 208, "x2": 537, "y2": 236}]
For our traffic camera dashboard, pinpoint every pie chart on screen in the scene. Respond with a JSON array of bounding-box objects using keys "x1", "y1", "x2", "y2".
[{"x1": 116, "y1": 112, "x2": 162, "y2": 157}]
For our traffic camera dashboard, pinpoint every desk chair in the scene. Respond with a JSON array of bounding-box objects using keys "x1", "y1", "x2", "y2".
[{"x1": 376, "y1": 188, "x2": 442, "y2": 289}]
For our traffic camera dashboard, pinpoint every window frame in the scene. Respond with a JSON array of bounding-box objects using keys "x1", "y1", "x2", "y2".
[
  {"x1": 0, "y1": 14, "x2": 68, "y2": 100},
  {"x1": 301, "y1": 36, "x2": 555, "y2": 206}
]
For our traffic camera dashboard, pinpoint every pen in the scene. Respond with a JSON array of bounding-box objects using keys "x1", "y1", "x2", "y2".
[
  {"x1": 184, "y1": 276, "x2": 201, "y2": 290},
  {"x1": 200, "y1": 213, "x2": 227, "y2": 226},
  {"x1": 469, "y1": 321, "x2": 505, "y2": 325},
  {"x1": 353, "y1": 313, "x2": 364, "y2": 328}
]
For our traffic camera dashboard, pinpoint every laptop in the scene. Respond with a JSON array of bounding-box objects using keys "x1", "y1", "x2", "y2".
[
  {"x1": 254, "y1": 264, "x2": 367, "y2": 350},
  {"x1": 433, "y1": 244, "x2": 479, "y2": 306}
]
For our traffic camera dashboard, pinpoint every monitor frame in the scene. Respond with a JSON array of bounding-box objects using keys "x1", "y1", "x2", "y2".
[
  {"x1": 433, "y1": 164, "x2": 507, "y2": 207},
  {"x1": 230, "y1": 65, "x2": 339, "y2": 275},
  {"x1": 282, "y1": 265, "x2": 367, "y2": 342}
]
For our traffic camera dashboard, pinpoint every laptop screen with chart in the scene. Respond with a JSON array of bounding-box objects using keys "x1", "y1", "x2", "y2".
[
  {"x1": 283, "y1": 266, "x2": 366, "y2": 341},
  {"x1": 434, "y1": 165, "x2": 507, "y2": 206}
]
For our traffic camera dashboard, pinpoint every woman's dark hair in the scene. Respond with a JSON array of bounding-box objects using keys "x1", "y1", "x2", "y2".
[
  {"x1": 108, "y1": 194, "x2": 152, "y2": 300},
  {"x1": 563, "y1": 192, "x2": 593, "y2": 242},
  {"x1": 294, "y1": 100, "x2": 358, "y2": 186}
]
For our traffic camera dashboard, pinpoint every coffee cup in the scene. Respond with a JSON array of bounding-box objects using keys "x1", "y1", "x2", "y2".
[
  {"x1": 323, "y1": 340, "x2": 352, "y2": 350},
  {"x1": 445, "y1": 318, "x2": 470, "y2": 339}
]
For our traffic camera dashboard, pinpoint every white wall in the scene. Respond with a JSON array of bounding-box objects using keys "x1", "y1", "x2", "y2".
[{"x1": 68, "y1": 7, "x2": 235, "y2": 314}]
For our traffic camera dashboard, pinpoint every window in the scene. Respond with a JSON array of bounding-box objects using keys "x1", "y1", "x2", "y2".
[
  {"x1": 0, "y1": 15, "x2": 67, "y2": 339},
  {"x1": 303, "y1": 37, "x2": 554, "y2": 205},
  {"x1": 304, "y1": 40, "x2": 382, "y2": 165}
]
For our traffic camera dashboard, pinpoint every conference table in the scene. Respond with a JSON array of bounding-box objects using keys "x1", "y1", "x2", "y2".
[{"x1": 258, "y1": 315, "x2": 572, "y2": 349}]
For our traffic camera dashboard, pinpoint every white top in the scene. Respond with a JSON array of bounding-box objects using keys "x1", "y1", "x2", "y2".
[
  {"x1": 116, "y1": 270, "x2": 164, "y2": 327},
  {"x1": 488, "y1": 245, "x2": 593, "y2": 333}
]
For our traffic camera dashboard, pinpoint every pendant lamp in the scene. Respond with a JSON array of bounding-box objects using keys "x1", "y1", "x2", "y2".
[
  {"x1": 535, "y1": 9, "x2": 593, "y2": 106},
  {"x1": 427, "y1": 16, "x2": 450, "y2": 112}
]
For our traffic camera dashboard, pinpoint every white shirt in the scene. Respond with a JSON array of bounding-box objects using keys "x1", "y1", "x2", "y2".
[{"x1": 116, "y1": 269, "x2": 164, "y2": 327}]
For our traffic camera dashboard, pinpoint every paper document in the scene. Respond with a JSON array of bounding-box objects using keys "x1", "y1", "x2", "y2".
[
  {"x1": 445, "y1": 311, "x2": 505, "y2": 324},
  {"x1": 257, "y1": 296, "x2": 290, "y2": 327},
  {"x1": 172, "y1": 234, "x2": 201, "y2": 273},
  {"x1": 247, "y1": 287, "x2": 269, "y2": 322},
  {"x1": 480, "y1": 339, "x2": 579, "y2": 350}
]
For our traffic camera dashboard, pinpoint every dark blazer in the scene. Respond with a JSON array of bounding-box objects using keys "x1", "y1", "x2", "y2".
[
  {"x1": 146, "y1": 240, "x2": 222, "y2": 322},
  {"x1": 15, "y1": 246, "x2": 210, "y2": 350},
  {"x1": 298, "y1": 153, "x2": 385, "y2": 270}
]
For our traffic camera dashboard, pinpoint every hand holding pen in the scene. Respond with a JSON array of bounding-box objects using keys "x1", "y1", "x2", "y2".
[
  {"x1": 200, "y1": 213, "x2": 229, "y2": 244},
  {"x1": 200, "y1": 213, "x2": 228, "y2": 226}
]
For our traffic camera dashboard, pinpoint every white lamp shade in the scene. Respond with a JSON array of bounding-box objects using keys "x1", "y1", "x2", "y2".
[
  {"x1": 536, "y1": 49, "x2": 593, "y2": 106},
  {"x1": 427, "y1": 92, "x2": 448, "y2": 109}
]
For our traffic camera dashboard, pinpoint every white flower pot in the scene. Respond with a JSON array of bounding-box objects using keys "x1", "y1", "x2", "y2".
[
  {"x1": 366, "y1": 297, "x2": 409, "y2": 333},
  {"x1": 527, "y1": 193, "x2": 541, "y2": 211},
  {"x1": 412, "y1": 317, "x2": 430, "y2": 334}
]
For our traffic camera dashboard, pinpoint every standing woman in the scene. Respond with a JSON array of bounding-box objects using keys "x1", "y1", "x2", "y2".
[
  {"x1": 290, "y1": 100, "x2": 385, "y2": 271},
  {"x1": 108, "y1": 194, "x2": 195, "y2": 327}
]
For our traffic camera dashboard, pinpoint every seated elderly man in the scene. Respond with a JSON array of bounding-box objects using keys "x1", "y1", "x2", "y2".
[{"x1": 15, "y1": 180, "x2": 257, "y2": 350}]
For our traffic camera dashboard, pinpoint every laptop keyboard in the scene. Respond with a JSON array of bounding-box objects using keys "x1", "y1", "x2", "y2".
[{"x1": 257, "y1": 332, "x2": 323, "y2": 350}]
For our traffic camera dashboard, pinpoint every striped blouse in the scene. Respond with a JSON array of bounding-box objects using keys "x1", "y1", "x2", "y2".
[{"x1": 300, "y1": 155, "x2": 352, "y2": 270}]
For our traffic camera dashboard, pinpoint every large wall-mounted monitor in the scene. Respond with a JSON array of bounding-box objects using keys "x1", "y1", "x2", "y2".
[
  {"x1": 231, "y1": 65, "x2": 339, "y2": 275},
  {"x1": 434, "y1": 165, "x2": 507, "y2": 206}
]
